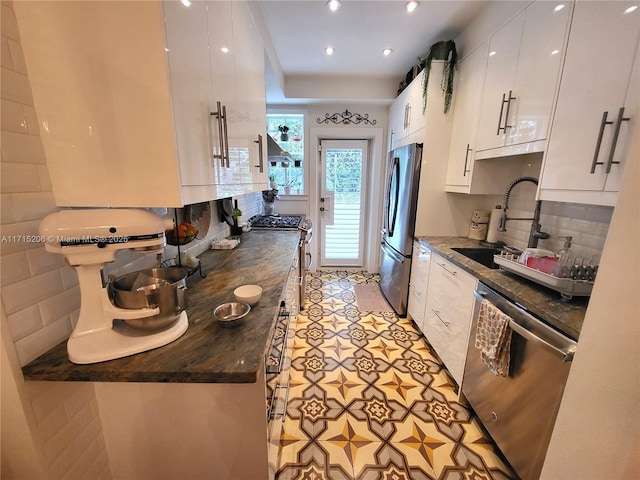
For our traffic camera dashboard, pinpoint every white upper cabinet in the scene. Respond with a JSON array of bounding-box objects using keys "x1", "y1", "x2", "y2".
[
  {"x1": 163, "y1": 1, "x2": 215, "y2": 188},
  {"x1": 475, "y1": 1, "x2": 571, "y2": 156},
  {"x1": 539, "y1": 2, "x2": 640, "y2": 206},
  {"x1": 445, "y1": 42, "x2": 489, "y2": 192},
  {"x1": 14, "y1": 1, "x2": 267, "y2": 208},
  {"x1": 389, "y1": 71, "x2": 427, "y2": 151}
]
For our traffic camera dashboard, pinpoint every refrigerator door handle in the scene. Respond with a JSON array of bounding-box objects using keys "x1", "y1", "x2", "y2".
[
  {"x1": 381, "y1": 241, "x2": 405, "y2": 263},
  {"x1": 386, "y1": 156, "x2": 400, "y2": 237}
]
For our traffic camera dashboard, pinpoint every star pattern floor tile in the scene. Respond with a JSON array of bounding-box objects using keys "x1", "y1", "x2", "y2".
[{"x1": 275, "y1": 271, "x2": 516, "y2": 480}]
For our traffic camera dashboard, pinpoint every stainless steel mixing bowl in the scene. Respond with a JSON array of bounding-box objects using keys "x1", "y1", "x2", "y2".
[{"x1": 110, "y1": 267, "x2": 189, "y2": 330}]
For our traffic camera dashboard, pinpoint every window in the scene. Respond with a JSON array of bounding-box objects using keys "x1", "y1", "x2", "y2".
[{"x1": 267, "y1": 113, "x2": 304, "y2": 195}]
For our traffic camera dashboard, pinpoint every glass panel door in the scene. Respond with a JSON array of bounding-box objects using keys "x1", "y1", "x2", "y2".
[{"x1": 319, "y1": 140, "x2": 369, "y2": 267}]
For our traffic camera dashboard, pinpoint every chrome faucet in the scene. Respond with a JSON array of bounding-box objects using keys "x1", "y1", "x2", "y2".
[{"x1": 497, "y1": 176, "x2": 550, "y2": 248}]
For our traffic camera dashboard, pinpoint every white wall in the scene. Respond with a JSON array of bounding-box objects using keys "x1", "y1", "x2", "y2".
[
  {"x1": 541, "y1": 132, "x2": 639, "y2": 479},
  {"x1": 1, "y1": 2, "x2": 112, "y2": 477}
]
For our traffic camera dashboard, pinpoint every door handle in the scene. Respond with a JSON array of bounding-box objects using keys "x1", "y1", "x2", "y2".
[
  {"x1": 590, "y1": 111, "x2": 613, "y2": 173},
  {"x1": 381, "y1": 241, "x2": 404, "y2": 263},
  {"x1": 254, "y1": 134, "x2": 264, "y2": 173},
  {"x1": 463, "y1": 143, "x2": 471, "y2": 177},
  {"x1": 211, "y1": 102, "x2": 225, "y2": 167},
  {"x1": 605, "y1": 107, "x2": 630, "y2": 173}
]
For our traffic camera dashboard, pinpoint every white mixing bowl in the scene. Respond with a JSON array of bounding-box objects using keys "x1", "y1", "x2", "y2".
[{"x1": 233, "y1": 285, "x2": 262, "y2": 305}]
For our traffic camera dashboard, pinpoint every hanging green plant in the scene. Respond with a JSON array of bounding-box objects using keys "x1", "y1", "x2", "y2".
[{"x1": 421, "y1": 40, "x2": 458, "y2": 114}]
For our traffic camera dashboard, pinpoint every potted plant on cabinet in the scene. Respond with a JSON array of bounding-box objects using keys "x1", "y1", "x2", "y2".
[
  {"x1": 278, "y1": 125, "x2": 289, "y2": 141},
  {"x1": 421, "y1": 40, "x2": 457, "y2": 114}
]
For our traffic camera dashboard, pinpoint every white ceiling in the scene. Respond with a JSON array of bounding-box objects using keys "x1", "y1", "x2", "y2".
[{"x1": 254, "y1": 0, "x2": 490, "y2": 104}]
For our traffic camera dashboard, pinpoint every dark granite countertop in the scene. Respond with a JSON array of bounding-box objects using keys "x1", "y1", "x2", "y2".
[
  {"x1": 22, "y1": 230, "x2": 300, "y2": 383},
  {"x1": 417, "y1": 236, "x2": 588, "y2": 340}
]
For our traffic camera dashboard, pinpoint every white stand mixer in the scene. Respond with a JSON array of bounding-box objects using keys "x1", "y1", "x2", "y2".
[{"x1": 39, "y1": 209, "x2": 188, "y2": 364}]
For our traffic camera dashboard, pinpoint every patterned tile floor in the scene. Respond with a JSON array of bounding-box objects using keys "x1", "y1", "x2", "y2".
[{"x1": 275, "y1": 271, "x2": 516, "y2": 480}]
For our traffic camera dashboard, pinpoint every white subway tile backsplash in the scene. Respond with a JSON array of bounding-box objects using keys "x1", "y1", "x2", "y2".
[
  {"x1": 1, "y1": 251, "x2": 30, "y2": 285},
  {"x1": 1, "y1": 66, "x2": 33, "y2": 105},
  {"x1": 7, "y1": 38, "x2": 27, "y2": 74},
  {"x1": 38, "y1": 404, "x2": 68, "y2": 444},
  {"x1": 1, "y1": 161, "x2": 41, "y2": 193},
  {"x1": 31, "y1": 207, "x2": 57, "y2": 235},
  {"x1": 7, "y1": 304, "x2": 42, "y2": 341},
  {"x1": 48, "y1": 444, "x2": 77, "y2": 479},
  {"x1": 26, "y1": 245, "x2": 66, "y2": 275},
  {"x1": 1, "y1": 131, "x2": 46, "y2": 163},
  {"x1": 1, "y1": 36, "x2": 12, "y2": 69},
  {"x1": 1, "y1": 98, "x2": 29, "y2": 133},
  {"x1": 37, "y1": 164, "x2": 52, "y2": 191},
  {"x1": 38, "y1": 287, "x2": 80, "y2": 326},
  {"x1": 1, "y1": 269, "x2": 63, "y2": 315},
  {"x1": 59, "y1": 265, "x2": 79, "y2": 289},
  {"x1": 1, "y1": 193, "x2": 17, "y2": 222},
  {"x1": 1, "y1": 3, "x2": 20, "y2": 42},
  {"x1": 14, "y1": 315, "x2": 72, "y2": 365}
]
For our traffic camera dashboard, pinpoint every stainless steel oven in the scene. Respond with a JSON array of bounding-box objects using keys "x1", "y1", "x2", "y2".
[
  {"x1": 298, "y1": 219, "x2": 312, "y2": 309},
  {"x1": 462, "y1": 283, "x2": 577, "y2": 480}
]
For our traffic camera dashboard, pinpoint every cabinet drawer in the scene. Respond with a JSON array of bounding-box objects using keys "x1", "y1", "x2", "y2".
[
  {"x1": 428, "y1": 253, "x2": 477, "y2": 322},
  {"x1": 423, "y1": 295, "x2": 469, "y2": 385},
  {"x1": 408, "y1": 282, "x2": 426, "y2": 327}
]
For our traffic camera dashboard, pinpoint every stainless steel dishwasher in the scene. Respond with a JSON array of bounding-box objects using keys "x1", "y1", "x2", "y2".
[{"x1": 462, "y1": 283, "x2": 577, "y2": 480}]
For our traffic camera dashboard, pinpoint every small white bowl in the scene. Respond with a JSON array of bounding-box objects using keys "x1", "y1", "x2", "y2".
[{"x1": 233, "y1": 285, "x2": 262, "y2": 305}]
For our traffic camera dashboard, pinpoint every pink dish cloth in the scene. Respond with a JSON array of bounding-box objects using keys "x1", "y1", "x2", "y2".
[{"x1": 475, "y1": 299, "x2": 513, "y2": 377}]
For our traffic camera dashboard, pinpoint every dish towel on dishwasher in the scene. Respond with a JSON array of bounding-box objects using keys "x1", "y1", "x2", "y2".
[{"x1": 475, "y1": 299, "x2": 513, "y2": 377}]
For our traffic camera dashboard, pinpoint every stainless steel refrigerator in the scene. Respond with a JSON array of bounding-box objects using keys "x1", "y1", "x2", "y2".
[{"x1": 379, "y1": 143, "x2": 423, "y2": 316}]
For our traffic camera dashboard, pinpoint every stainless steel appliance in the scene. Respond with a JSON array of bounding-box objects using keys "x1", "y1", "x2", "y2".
[
  {"x1": 249, "y1": 214, "x2": 304, "y2": 230},
  {"x1": 379, "y1": 143, "x2": 423, "y2": 316},
  {"x1": 38, "y1": 209, "x2": 188, "y2": 364},
  {"x1": 463, "y1": 283, "x2": 577, "y2": 480},
  {"x1": 298, "y1": 219, "x2": 312, "y2": 309}
]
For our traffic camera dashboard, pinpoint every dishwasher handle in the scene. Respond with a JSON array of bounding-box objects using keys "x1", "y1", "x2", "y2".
[{"x1": 474, "y1": 289, "x2": 577, "y2": 362}]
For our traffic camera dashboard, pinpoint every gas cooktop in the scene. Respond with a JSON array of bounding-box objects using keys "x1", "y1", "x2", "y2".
[{"x1": 249, "y1": 214, "x2": 305, "y2": 230}]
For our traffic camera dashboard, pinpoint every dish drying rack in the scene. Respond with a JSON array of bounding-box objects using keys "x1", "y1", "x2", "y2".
[{"x1": 493, "y1": 251, "x2": 595, "y2": 300}]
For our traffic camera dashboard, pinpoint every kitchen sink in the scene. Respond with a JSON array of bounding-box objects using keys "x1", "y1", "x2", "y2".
[{"x1": 451, "y1": 247, "x2": 501, "y2": 269}]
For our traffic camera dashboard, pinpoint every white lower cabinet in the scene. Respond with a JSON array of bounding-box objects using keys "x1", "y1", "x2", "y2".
[
  {"x1": 424, "y1": 294, "x2": 468, "y2": 385},
  {"x1": 407, "y1": 241, "x2": 431, "y2": 331},
  {"x1": 421, "y1": 252, "x2": 477, "y2": 385}
]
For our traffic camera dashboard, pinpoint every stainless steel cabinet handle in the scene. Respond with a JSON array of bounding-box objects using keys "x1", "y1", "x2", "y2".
[
  {"x1": 503, "y1": 90, "x2": 515, "y2": 132},
  {"x1": 254, "y1": 134, "x2": 264, "y2": 173},
  {"x1": 431, "y1": 308, "x2": 450, "y2": 327},
  {"x1": 463, "y1": 144, "x2": 471, "y2": 177},
  {"x1": 605, "y1": 107, "x2": 630, "y2": 173},
  {"x1": 221, "y1": 105, "x2": 229, "y2": 167},
  {"x1": 590, "y1": 111, "x2": 613, "y2": 173},
  {"x1": 211, "y1": 101, "x2": 229, "y2": 167},
  {"x1": 496, "y1": 93, "x2": 507, "y2": 135},
  {"x1": 436, "y1": 262, "x2": 457, "y2": 276},
  {"x1": 497, "y1": 91, "x2": 516, "y2": 134}
]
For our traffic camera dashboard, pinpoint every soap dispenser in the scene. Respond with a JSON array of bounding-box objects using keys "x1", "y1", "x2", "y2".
[{"x1": 553, "y1": 236, "x2": 575, "y2": 277}]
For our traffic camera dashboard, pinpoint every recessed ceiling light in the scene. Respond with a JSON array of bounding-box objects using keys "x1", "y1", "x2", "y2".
[
  {"x1": 406, "y1": 1, "x2": 419, "y2": 13},
  {"x1": 325, "y1": 46, "x2": 335, "y2": 55},
  {"x1": 554, "y1": 4, "x2": 564, "y2": 12},
  {"x1": 382, "y1": 48, "x2": 393, "y2": 56},
  {"x1": 624, "y1": 5, "x2": 638, "y2": 14},
  {"x1": 327, "y1": 0, "x2": 341, "y2": 12}
]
